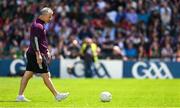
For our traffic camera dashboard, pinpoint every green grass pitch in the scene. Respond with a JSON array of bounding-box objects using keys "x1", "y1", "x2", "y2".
[{"x1": 0, "y1": 77, "x2": 180, "y2": 108}]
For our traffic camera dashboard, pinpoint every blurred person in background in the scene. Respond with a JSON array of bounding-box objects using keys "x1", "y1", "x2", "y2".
[
  {"x1": 125, "y1": 42, "x2": 137, "y2": 61},
  {"x1": 67, "y1": 39, "x2": 80, "y2": 58},
  {"x1": 101, "y1": 35, "x2": 115, "y2": 59},
  {"x1": 0, "y1": 41, "x2": 4, "y2": 59},
  {"x1": 80, "y1": 37, "x2": 100, "y2": 77},
  {"x1": 149, "y1": 42, "x2": 161, "y2": 60},
  {"x1": 175, "y1": 43, "x2": 180, "y2": 62},
  {"x1": 160, "y1": 1, "x2": 172, "y2": 27},
  {"x1": 161, "y1": 43, "x2": 173, "y2": 61},
  {"x1": 138, "y1": 45, "x2": 148, "y2": 60},
  {"x1": 63, "y1": 35, "x2": 80, "y2": 59}
]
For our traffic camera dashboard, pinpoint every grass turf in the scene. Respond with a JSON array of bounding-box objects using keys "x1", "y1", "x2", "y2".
[{"x1": 0, "y1": 77, "x2": 180, "y2": 108}]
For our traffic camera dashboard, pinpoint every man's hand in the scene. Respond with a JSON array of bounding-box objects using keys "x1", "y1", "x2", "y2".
[
  {"x1": 47, "y1": 51, "x2": 51, "y2": 59},
  {"x1": 36, "y1": 55, "x2": 42, "y2": 65},
  {"x1": 35, "y1": 51, "x2": 43, "y2": 68},
  {"x1": 47, "y1": 50, "x2": 52, "y2": 63}
]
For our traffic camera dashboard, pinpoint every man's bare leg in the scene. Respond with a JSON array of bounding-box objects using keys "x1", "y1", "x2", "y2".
[
  {"x1": 18, "y1": 71, "x2": 33, "y2": 95},
  {"x1": 41, "y1": 72, "x2": 58, "y2": 96},
  {"x1": 41, "y1": 72, "x2": 69, "y2": 101},
  {"x1": 16, "y1": 71, "x2": 33, "y2": 102}
]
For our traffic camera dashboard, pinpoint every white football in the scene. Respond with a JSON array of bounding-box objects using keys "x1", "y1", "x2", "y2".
[{"x1": 100, "y1": 91, "x2": 112, "y2": 102}]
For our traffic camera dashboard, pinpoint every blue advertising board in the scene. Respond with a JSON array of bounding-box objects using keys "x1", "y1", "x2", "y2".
[
  {"x1": 1, "y1": 59, "x2": 180, "y2": 79},
  {"x1": 123, "y1": 61, "x2": 180, "y2": 79},
  {"x1": 0, "y1": 59, "x2": 60, "y2": 77}
]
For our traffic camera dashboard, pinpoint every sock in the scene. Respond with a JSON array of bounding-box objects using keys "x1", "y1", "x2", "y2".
[{"x1": 18, "y1": 95, "x2": 24, "y2": 98}]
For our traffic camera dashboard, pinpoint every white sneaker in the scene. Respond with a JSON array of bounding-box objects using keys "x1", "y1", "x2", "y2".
[
  {"x1": 55, "y1": 92, "x2": 69, "y2": 101},
  {"x1": 16, "y1": 95, "x2": 31, "y2": 102}
]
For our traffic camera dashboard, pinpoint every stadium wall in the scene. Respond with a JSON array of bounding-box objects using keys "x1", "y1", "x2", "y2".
[{"x1": 0, "y1": 59, "x2": 180, "y2": 79}]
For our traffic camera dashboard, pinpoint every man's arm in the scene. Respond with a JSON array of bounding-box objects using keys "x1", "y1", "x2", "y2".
[
  {"x1": 34, "y1": 36, "x2": 43, "y2": 69},
  {"x1": 31, "y1": 24, "x2": 44, "y2": 69},
  {"x1": 47, "y1": 49, "x2": 52, "y2": 63}
]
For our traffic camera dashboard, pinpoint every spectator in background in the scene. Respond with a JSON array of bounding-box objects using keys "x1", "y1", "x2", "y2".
[
  {"x1": 78, "y1": 23, "x2": 93, "y2": 40},
  {"x1": 56, "y1": 1, "x2": 70, "y2": 17},
  {"x1": 161, "y1": 43, "x2": 173, "y2": 61},
  {"x1": 125, "y1": 42, "x2": 137, "y2": 61},
  {"x1": 138, "y1": 8, "x2": 150, "y2": 24},
  {"x1": 138, "y1": 45, "x2": 147, "y2": 60},
  {"x1": 101, "y1": 35, "x2": 115, "y2": 59},
  {"x1": 160, "y1": 32, "x2": 173, "y2": 47},
  {"x1": 115, "y1": 6, "x2": 125, "y2": 23},
  {"x1": 116, "y1": 31, "x2": 126, "y2": 59},
  {"x1": 175, "y1": 43, "x2": 180, "y2": 62},
  {"x1": 125, "y1": 7, "x2": 138, "y2": 24},
  {"x1": 68, "y1": 39, "x2": 80, "y2": 58},
  {"x1": 20, "y1": 36, "x2": 30, "y2": 59},
  {"x1": 0, "y1": 41, "x2": 4, "y2": 59},
  {"x1": 149, "y1": 42, "x2": 161, "y2": 59},
  {"x1": 63, "y1": 37, "x2": 80, "y2": 59},
  {"x1": 80, "y1": 37, "x2": 99, "y2": 77},
  {"x1": 160, "y1": 1, "x2": 172, "y2": 26}
]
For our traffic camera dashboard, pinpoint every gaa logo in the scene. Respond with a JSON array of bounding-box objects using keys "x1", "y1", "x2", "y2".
[
  {"x1": 10, "y1": 59, "x2": 26, "y2": 75},
  {"x1": 132, "y1": 62, "x2": 173, "y2": 79}
]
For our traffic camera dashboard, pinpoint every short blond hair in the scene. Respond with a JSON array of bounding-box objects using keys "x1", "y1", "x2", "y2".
[{"x1": 40, "y1": 7, "x2": 53, "y2": 15}]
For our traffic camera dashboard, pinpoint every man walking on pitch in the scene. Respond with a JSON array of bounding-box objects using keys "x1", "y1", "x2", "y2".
[{"x1": 16, "y1": 7, "x2": 69, "y2": 102}]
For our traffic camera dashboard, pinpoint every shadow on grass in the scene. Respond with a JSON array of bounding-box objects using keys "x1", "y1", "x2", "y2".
[
  {"x1": 0, "y1": 100, "x2": 17, "y2": 102},
  {"x1": 0, "y1": 100, "x2": 51, "y2": 102}
]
